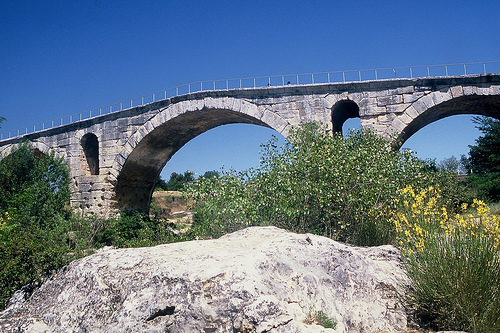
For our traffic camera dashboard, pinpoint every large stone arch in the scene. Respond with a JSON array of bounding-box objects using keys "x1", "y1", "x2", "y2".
[
  {"x1": 388, "y1": 90, "x2": 500, "y2": 147},
  {"x1": 110, "y1": 97, "x2": 290, "y2": 212}
]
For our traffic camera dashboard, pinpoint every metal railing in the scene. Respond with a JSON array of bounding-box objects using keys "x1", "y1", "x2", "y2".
[{"x1": 1, "y1": 61, "x2": 500, "y2": 141}]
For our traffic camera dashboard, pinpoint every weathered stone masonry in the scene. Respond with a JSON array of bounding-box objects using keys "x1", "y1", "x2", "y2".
[{"x1": 1, "y1": 74, "x2": 500, "y2": 216}]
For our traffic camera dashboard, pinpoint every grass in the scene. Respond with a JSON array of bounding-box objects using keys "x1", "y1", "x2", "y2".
[{"x1": 304, "y1": 308, "x2": 337, "y2": 329}]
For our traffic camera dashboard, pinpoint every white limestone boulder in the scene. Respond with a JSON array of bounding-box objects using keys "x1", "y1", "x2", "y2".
[{"x1": 0, "y1": 226, "x2": 408, "y2": 332}]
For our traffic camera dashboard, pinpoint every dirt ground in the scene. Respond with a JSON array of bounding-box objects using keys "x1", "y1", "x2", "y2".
[{"x1": 150, "y1": 191, "x2": 193, "y2": 226}]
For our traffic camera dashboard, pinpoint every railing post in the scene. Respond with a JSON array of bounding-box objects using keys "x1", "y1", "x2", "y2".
[
  {"x1": 296, "y1": 74, "x2": 299, "y2": 84},
  {"x1": 427, "y1": 66, "x2": 430, "y2": 77},
  {"x1": 201, "y1": 81, "x2": 203, "y2": 91},
  {"x1": 410, "y1": 67, "x2": 413, "y2": 78},
  {"x1": 464, "y1": 63, "x2": 467, "y2": 75},
  {"x1": 342, "y1": 71, "x2": 345, "y2": 82},
  {"x1": 312, "y1": 73, "x2": 314, "y2": 84},
  {"x1": 445, "y1": 65, "x2": 448, "y2": 76},
  {"x1": 483, "y1": 62, "x2": 486, "y2": 74},
  {"x1": 375, "y1": 69, "x2": 378, "y2": 80},
  {"x1": 327, "y1": 72, "x2": 330, "y2": 83},
  {"x1": 358, "y1": 71, "x2": 361, "y2": 81}
]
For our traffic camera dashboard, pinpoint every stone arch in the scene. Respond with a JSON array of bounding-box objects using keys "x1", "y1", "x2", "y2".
[
  {"x1": 331, "y1": 100, "x2": 360, "y2": 134},
  {"x1": 110, "y1": 97, "x2": 290, "y2": 213},
  {"x1": 392, "y1": 94, "x2": 500, "y2": 147},
  {"x1": 81, "y1": 133, "x2": 99, "y2": 175}
]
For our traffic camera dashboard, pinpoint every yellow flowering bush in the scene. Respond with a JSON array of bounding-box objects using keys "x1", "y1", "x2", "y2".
[
  {"x1": 392, "y1": 185, "x2": 500, "y2": 332},
  {"x1": 393, "y1": 185, "x2": 500, "y2": 255}
]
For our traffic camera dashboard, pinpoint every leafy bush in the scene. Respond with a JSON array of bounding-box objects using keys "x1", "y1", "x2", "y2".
[
  {"x1": 187, "y1": 123, "x2": 465, "y2": 245},
  {"x1": 392, "y1": 186, "x2": 500, "y2": 332},
  {"x1": 0, "y1": 142, "x2": 74, "y2": 308}
]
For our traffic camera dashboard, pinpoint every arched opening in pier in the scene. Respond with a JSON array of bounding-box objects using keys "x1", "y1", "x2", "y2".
[
  {"x1": 81, "y1": 133, "x2": 99, "y2": 175},
  {"x1": 331, "y1": 100, "x2": 360, "y2": 135}
]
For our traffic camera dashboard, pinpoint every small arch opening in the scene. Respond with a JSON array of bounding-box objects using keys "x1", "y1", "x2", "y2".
[
  {"x1": 81, "y1": 133, "x2": 99, "y2": 175},
  {"x1": 331, "y1": 100, "x2": 360, "y2": 135}
]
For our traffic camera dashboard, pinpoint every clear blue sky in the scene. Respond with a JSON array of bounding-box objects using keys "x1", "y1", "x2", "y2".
[{"x1": 1, "y1": 1, "x2": 499, "y2": 178}]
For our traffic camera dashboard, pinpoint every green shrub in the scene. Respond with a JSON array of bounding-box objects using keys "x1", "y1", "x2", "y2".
[{"x1": 187, "y1": 123, "x2": 465, "y2": 245}]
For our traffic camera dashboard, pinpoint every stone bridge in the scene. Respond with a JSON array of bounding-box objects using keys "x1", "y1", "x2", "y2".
[{"x1": 1, "y1": 74, "x2": 500, "y2": 215}]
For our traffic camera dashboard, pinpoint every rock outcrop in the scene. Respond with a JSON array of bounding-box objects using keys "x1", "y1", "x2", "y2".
[{"x1": 0, "y1": 226, "x2": 408, "y2": 332}]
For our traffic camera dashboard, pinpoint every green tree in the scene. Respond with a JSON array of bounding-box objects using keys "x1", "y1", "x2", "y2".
[
  {"x1": 0, "y1": 142, "x2": 73, "y2": 309},
  {"x1": 156, "y1": 171, "x2": 195, "y2": 191},
  {"x1": 466, "y1": 116, "x2": 500, "y2": 201},
  {"x1": 438, "y1": 155, "x2": 462, "y2": 173}
]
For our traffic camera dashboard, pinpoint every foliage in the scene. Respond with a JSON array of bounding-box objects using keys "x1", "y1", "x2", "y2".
[
  {"x1": 187, "y1": 123, "x2": 465, "y2": 245},
  {"x1": 155, "y1": 171, "x2": 195, "y2": 191},
  {"x1": 392, "y1": 185, "x2": 500, "y2": 332},
  {"x1": 464, "y1": 116, "x2": 500, "y2": 201},
  {"x1": 0, "y1": 142, "x2": 73, "y2": 309},
  {"x1": 304, "y1": 307, "x2": 337, "y2": 329}
]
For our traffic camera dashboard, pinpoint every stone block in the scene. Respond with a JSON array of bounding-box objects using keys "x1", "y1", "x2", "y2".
[
  {"x1": 431, "y1": 91, "x2": 452, "y2": 105},
  {"x1": 390, "y1": 117, "x2": 406, "y2": 132},
  {"x1": 450, "y1": 85, "x2": 463, "y2": 97},
  {"x1": 396, "y1": 86, "x2": 415, "y2": 94},
  {"x1": 463, "y1": 85, "x2": 478, "y2": 95},
  {"x1": 404, "y1": 105, "x2": 419, "y2": 120},
  {"x1": 398, "y1": 112, "x2": 413, "y2": 125},
  {"x1": 360, "y1": 105, "x2": 386, "y2": 117},
  {"x1": 386, "y1": 103, "x2": 410, "y2": 113},
  {"x1": 403, "y1": 92, "x2": 425, "y2": 103},
  {"x1": 357, "y1": 97, "x2": 377, "y2": 108},
  {"x1": 411, "y1": 98, "x2": 430, "y2": 114}
]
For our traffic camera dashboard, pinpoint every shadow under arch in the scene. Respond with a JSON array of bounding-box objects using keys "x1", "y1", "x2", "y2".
[
  {"x1": 396, "y1": 95, "x2": 500, "y2": 148},
  {"x1": 331, "y1": 100, "x2": 360, "y2": 134},
  {"x1": 114, "y1": 108, "x2": 273, "y2": 213}
]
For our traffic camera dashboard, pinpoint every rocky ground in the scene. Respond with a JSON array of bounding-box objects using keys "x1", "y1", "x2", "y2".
[{"x1": 0, "y1": 226, "x2": 409, "y2": 333}]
